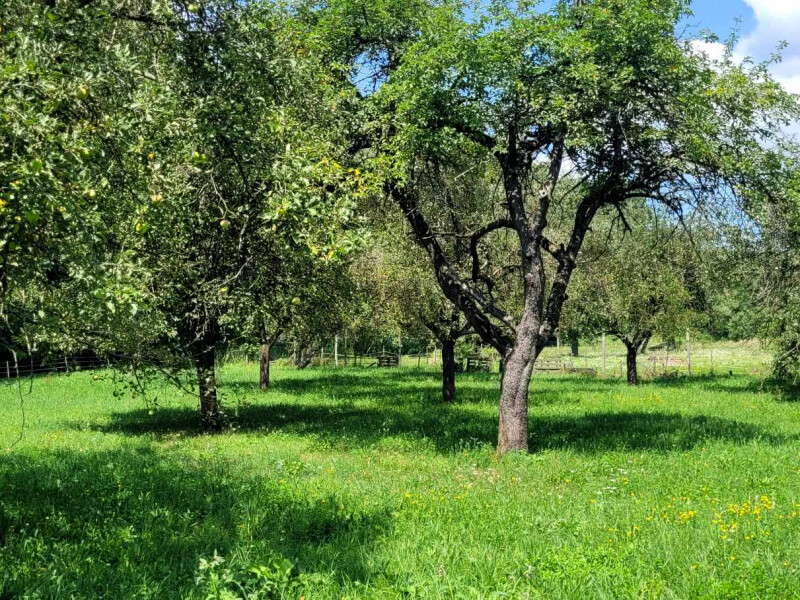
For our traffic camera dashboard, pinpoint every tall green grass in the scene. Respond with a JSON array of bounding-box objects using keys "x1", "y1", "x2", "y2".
[{"x1": 1, "y1": 364, "x2": 799, "y2": 598}]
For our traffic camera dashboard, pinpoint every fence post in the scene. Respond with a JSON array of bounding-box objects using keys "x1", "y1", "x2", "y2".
[
  {"x1": 334, "y1": 335, "x2": 339, "y2": 367},
  {"x1": 601, "y1": 334, "x2": 607, "y2": 375},
  {"x1": 64, "y1": 355, "x2": 69, "y2": 373},
  {"x1": 686, "y1": 330, "x2": 692, "y2": 376},
  {"x1": 5, "y1": 361, "x2": 9, "y2": 379}
]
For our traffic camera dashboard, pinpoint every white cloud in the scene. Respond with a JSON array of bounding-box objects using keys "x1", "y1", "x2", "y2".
[
  {"x1": 689, "y1": 39, "x2": 728, "y2": 63},
  {"x1": 738, "y1": 0, "x2": 800, "y2": 95},
  {"x1": 691, "y1": 1, "x2": 800, "y2": 136},
  {"x1": 777, "y1": 56, "x2": 800, "y2": 94}
]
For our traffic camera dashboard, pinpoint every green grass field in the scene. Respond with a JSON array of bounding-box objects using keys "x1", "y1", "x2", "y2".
[{"x1": 2, "y1": 360, "x2": 800, "y2": 598}]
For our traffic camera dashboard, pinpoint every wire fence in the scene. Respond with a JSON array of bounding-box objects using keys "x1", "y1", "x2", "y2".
[
  {"x1": 0, "y1": 339, "x2": 772, "y2": 382},
  {"x1": 0, "y1": 355, "x2": 108, "y2": 380}
]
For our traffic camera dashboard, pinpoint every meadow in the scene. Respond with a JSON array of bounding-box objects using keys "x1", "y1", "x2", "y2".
[{"x1": 1, "y1": 353, "x2": 800, "y2": 599}]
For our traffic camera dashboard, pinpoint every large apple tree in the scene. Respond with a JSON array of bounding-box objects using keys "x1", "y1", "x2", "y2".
[
  {"x1": 335, "y1": 0, "x2": 799, "y2": 452},
  {"x1": 3, "y1": 0, "x2": 366, "y2": 426}
]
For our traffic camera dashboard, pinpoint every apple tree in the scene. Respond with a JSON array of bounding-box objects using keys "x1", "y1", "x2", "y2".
[{"x1": 340, "y1": 0, "x2": 799, "y2": 451}]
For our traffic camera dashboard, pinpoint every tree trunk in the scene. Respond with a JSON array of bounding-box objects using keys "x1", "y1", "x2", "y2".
[
  {"x1": 570, "y1": 338, "x2": 579, "y2": 357},
  {"x1": 626, "y1": 344, "x2": 639, "y2": 385},
  {"x1": 259, "y1": 343, "x2": 271, "y2": 390},
  {"x1": 194, "y1": 342, "x2": 220, "y2": 429},
  {"x1": 497, "y1": 345, "x2": 537, "y2": 453},
  {"x1": 441, "y1": 339, "x2": 456, "y2": 402}
]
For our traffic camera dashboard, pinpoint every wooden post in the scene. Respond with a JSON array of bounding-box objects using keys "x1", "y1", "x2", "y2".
[
  {"x1": 557, "y1": 336, "x2": 561, "y2": 349},
  {"x1": 686, "y1": 330, "x2": 692, "y2": 376},
  {"x1": 64, "y1": 355, "x2": 69, "y2": 373},
  {"x1": 334, "y1": 335, "x2": 339, "y2": 367},
  {"x1": 601, "y1": 333, "x2": 607, "y2": 375},
  {"x1": 5, "y1": 361, "x2": 9, "y2": 379}
]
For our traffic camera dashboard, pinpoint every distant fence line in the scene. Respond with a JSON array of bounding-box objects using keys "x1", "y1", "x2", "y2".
[
  {"x1": 1, "y1": 339, "x2": 769, "y2": 381},
  {"x1": 0, "y1": 355, "x2": 107, "y2": 380},
  {"x1": 0, "y1": 351, "x2": 446, "y2": 381},
  {"x1": 223, "y1": 351, "x2": 448, "y2": 369}
]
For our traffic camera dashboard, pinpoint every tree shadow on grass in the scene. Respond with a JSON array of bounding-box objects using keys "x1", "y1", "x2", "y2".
[
  {"x1": 222, "y1": 368, "x2": 626, "y2": 407},
  {"x1": 82, "y1": 401, "x2": 795, "y2": 455},
  {"x1": 0, "y1": 447, "x2": 391, "y2": 598},
  {"x1": 530, "y1": 411, "x2": 794, "y2": 452},
  {"x1": 639, "y1": 372, "x2": 800, "y2": 402}
]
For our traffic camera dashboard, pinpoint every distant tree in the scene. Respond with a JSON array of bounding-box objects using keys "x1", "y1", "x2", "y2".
[
  {"x1": 285, "y1": 263, "x2": 363, "y2": 370},
  {"x1": 358, "y1": 225, "x2": 473, "y2": 401},
  {"x1": 751, "y1": 162, "x2": 800, "y2": 379},
  {"x1": 563, "y1": 204, "x2": 704, "y2": 384}
]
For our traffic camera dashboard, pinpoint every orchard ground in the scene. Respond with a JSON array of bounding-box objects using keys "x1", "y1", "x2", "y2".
[{"x1": 1, "y1": 341, "x2": 799, "y2": 598}]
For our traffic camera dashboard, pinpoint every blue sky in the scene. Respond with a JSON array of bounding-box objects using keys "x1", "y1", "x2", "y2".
[{"x1": 688, "y1": 0, "x2": 755, "y2": 39}]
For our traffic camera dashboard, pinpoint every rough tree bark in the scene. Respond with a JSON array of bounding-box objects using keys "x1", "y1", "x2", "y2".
[
  {"x1": 258, "y1": 326, "x2": 282, "y2": 390},
  {"x1": 625, "y1": 343, "x2": 639, "y2": 385},
  {"x1": 619, "y1": 332, "x2": 650, "y2": 385},
  {"x1": 441, "y1": 339, "x2": 456, "y2": 402},
  {"x1": 260, "y1": 343, "x2": 271, "y2": 389},
  {"x1": 192, "y1": 322, "x2": 221, "y2": 430}
]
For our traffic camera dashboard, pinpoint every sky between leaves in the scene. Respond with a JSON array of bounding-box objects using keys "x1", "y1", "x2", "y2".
[{"x1": 690, "y1": 0, "x2": 800, "y2": 96}]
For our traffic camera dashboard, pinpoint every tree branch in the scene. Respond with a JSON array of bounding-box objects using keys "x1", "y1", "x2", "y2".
[
  {"x1": 470, "y1": 219, "x2": 514, "y2": 281},
  {"x1": 392, "y1": 185, "x2": 516, "y2": 353}
]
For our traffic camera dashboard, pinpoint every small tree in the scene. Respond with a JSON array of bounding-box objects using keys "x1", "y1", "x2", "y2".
[
  {"x1": 750, "y1": 163, "x2": 800, "y2": 380},
  {"x1": 358, "y1": 226, "x2": 472, "y2": 401},
  {"x1": 563, "y1": 204, "x2": 704, "y2": 384}
]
